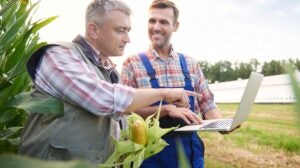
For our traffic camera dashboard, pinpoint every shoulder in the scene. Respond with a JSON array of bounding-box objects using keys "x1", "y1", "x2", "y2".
[
  {"x1": 177, "y1": 53, "x2": 199, "y2": 66},
  {"x1": 123, "y1": 53, "x2": 145, "y2": 65},
  {"x1": 176, "y1": 52, "x2": 204, "y2": 76},
  {"x1": 32, "y1": 42, "x2": 74, "y2": 56}
]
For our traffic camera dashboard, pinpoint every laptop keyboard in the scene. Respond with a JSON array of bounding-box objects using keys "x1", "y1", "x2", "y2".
[{"x1": 202, "y1": 118, "x2": 233, "y2": 129}]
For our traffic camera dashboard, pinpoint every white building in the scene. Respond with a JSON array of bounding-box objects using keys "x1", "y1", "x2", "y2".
[{"x1": 209, "y1": 72, "x2": 300, "y2": 103}]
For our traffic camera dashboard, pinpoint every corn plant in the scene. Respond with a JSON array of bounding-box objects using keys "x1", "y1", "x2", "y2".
[
  {"x1": 0, "y1": 154, "x2": 97, "y2": 168},
  {"x1": 101, "y1": 101, "x2": 177, "y2": 168},
  {"x1": 285, "y1": 65, "x2": 300, "y2": 128},
  {"x1": 0, "y1": 0, "x2": 60, "y2": 154}
]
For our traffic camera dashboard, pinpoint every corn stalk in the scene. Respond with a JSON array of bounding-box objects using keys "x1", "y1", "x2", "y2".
[{"x1": 0, "y1": 0, "x2": 60, "y2": 153}]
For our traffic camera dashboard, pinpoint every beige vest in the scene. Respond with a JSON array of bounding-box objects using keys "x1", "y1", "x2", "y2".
[{"x1": 19, "y1": 42, "x2": 118, "y2": 163}]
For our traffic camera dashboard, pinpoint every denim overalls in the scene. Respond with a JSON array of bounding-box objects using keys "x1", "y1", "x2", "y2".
[{"x1": 138, "y1": 53, "x2": 205, "y2": 168}]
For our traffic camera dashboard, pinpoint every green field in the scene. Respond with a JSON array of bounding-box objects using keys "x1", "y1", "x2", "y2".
[{"x1": 200, "y1": 104, "x2": 300, "y2": 168}]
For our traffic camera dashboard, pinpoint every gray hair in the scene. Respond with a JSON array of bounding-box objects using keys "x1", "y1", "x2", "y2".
[{"x1": 85, "y1": 0, "x2": 131, "y2": 25}]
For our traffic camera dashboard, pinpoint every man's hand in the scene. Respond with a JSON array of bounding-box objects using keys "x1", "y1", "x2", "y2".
[
  {"x1": 126, "y1": 88, "x2": 200, "y2": 114},
  {"x1": 219, "y1": 125, "x2": 241, "y2": 134},
  {"x1": 163, "y1": 105, "x2": 202, "y2": 125},
  {"x1": 162, "y1": 88, "x2": 201, "y2": 108}
]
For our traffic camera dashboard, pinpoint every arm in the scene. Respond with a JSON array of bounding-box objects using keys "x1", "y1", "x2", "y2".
[
  {"x1": 193, "y1": 60, "x2": 221, "y2": 119},
  {"x1": 35, "y1": 46, "x2": 135, "y2": 119},
  {"x1": 125, "y1": 88, "x2": 200, "y2": 114},
  {"x1": 203, "y1": 108, "x2": 223, "y2": 119},
  {"x1": 35, "y1": 46, "x2": 196, "y2": 120},
  {"x1": 131, "y1": 104, "x2": 202, "y2": 124}
]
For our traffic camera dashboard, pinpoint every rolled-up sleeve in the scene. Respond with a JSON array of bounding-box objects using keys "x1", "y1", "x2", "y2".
[
  {"x1": 34, "y1": 46, "x2": 135, "y2": 120},
  {"x1": 195, "y1": 62, "x2": 218, "y2": 116}
]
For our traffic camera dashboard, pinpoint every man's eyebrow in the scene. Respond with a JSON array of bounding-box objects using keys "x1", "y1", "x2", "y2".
[{"x1": 118, "y1": 26, "x2": 131, "y2": 31}]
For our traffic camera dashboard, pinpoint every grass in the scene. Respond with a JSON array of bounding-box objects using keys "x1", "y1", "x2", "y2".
[{"x1": 200, "y1": 103, "x2": 300, "y2": 168}]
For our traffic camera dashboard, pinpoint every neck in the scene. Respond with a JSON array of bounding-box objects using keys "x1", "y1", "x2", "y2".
[
  {"x1": 84, "y1": 36, "x2": 108, "y2": 64},
  {"x1": 154, "y1": 45, "x2": 171, "y2": 60}
]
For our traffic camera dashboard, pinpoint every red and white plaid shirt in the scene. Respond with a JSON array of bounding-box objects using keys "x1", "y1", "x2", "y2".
[
  {"x1": 121, "y1": 46, "x2": 217, "y2": 117},
  {"x1": 34, "y1": 45, "x2": 135, "y2": 120}
]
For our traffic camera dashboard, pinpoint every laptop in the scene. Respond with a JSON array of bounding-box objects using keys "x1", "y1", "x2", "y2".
[{"x1": 175, "y1": 71, "x2": 264, "y2": 132}]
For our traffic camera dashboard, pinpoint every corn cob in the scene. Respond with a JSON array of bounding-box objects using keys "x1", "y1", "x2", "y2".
[
  {"x1": 131, "y1": 119, "x2": 147, "y2": 146},
  {"x1": 103, "y1": 100, "x2": 178, "y2": 167}
]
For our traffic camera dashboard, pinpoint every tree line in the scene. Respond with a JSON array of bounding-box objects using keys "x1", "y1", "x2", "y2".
[{"x1": 199, "y1": 58, "x2": 300, "y2": 83}]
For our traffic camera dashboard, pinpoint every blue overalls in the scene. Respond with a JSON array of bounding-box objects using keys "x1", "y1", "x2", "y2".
[{"x1": 139, "y1": 53, "x2": 205, "y2": 168}]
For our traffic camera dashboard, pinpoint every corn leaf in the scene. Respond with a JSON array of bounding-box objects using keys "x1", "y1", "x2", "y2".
[
  {"x1": 144, "y1": 138, "x2": 169, "y2": 159},
  {"x1": 176, "y1": 140, "x2": 192, "y2": 168},
  {"x1": 0, "y1": 154, "x2": 96, "y2": 168},
  {"x1": 0, "y1": 126, "x2": 22, "y2": 139},
  {"x1": 4, "y1": 91, "x2": 63, "y2": 114},
  {"x1": 0, "y1": 0, "x2": 18, "y2": 15},
  {"x1": 285, "y1": 65, "x2": 300, "y2": 127},
  {"x1": 103, "y1": 100, "x2": 176, "y2": 167}
]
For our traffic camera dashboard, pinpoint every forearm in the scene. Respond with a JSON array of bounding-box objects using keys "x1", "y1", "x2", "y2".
[
  {"x1": 204, "y1": 108, "x2": 223, "y2": 120},
  {"x1": 133, "y1": 105, "x2": 172, "y2": 119},
  {"x1": 125, "y1": 87, "x2": 198, "y2": 114},
  {"x1": 124, "y1": 88, "x2": 168, "y2": 114}
]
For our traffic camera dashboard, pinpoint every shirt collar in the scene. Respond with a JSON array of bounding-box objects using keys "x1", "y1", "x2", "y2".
[
  {"x1": 72, "y1": 35, "x2": 116, "y2": 70},
  {"x1": 85, "y1": 40, "x2": 116, "y2": 70},
  {"x1": 85, "y1": 40, "x2": 100, "y2": 63},
  {"x1": 149, "y1": 44, "x2": 178, "y2": 60}
]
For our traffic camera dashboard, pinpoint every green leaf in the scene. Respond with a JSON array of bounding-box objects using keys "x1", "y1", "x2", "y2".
[
  {"x1": 0, "y1": 110, "x2": 16, "y2": 124},
  {"x1": 0, "y1": 0, "x2": 18, "y2": 15},
  {"x1": 31, "y1": 16, "x2": 58, "y2": 34},
  {"x1": 285, "y1": 65, "x2": 300, "y2": 127},
  {"x1": 114, "y1": 138, "x2": 144, "y2": 154},
  {"x1": 0, "y1": 8, "x2": 29, "y2": 51},
  {"x1": 104, "y1": 138, "x2": 144, "y2": 165},
  {"x1": 122, "y1": 149, "x2": 145, "y2": 168},
  {"x1": 0, "y1": 154, "x2": 96, "y2": 168},
  {"x1": 144, "y1": 138, "x2": 168, "y2": 159},
  {"x1": 176, "y1": 140, "x2": 192, "y2": 168},
  {"x1": 0, "y1": 73, "x2": 13, "y2": 91},
  {"x1": 6, "y1": 91, "x2": 64, "y2": 114},
  {"x1": 0, "y1": 126, "x2": 22, "y2": 139},
  {"x1": 8, "y1": 137, "x2": 20, "y2": 146},
  {"x1": 147, "y1": 119, "x2": 177, "y2": 144},
  {"x1": 0, "y1": 0, "x2": 59, "y2": 154}
]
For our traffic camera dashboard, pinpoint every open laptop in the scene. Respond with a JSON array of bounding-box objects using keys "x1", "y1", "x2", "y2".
[{"x1": 175, "y1": 71, "x2": 264, "y2": 132}]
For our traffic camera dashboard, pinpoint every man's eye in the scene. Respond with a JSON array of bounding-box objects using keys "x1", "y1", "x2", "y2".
[
  {"x1": 160, "y1": 20, "x2": 169, "y2": 25},
  {"x1": 118, "y1": 28, "x2": 127, "y2": 33},
  {"x1": 149, "y1": 20, "x2": 155, "y2": 24}
]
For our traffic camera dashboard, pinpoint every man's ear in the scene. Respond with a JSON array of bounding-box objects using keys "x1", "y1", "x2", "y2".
[
  {"x1": 87, "y1": 22, "x2": 98, "y2": 39},
  {"x1": 173, "y1": 21, "x2": 179, "y2": 32}
]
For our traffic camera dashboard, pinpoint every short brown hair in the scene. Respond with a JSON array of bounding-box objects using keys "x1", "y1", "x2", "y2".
[{"x1": 149, "y1": 0, "x2": 179, "y2": 23}]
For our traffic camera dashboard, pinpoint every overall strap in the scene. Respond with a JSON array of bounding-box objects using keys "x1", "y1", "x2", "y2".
[
  {"x1": 138, "y1": 53, "x2": 160, "y2": 88},
  {"x1": 178, "y1": 53, "x2": 192, "y2": 87},
  {"x1": 178, "y1": 53, "x2": 195, "y2": 111}
]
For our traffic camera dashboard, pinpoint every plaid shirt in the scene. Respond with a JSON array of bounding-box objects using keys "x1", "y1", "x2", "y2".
[
  {"x1": 34, "y1": 44, "x2": 135, "y2": 120},
  {"x1": 121, "y1": 47, "x2": 217, "y2": 117}
]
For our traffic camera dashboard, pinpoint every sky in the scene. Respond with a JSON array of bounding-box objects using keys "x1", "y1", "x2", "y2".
[{"x1": 32, "y1": 0, "x2": 300, "y2": 71}]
